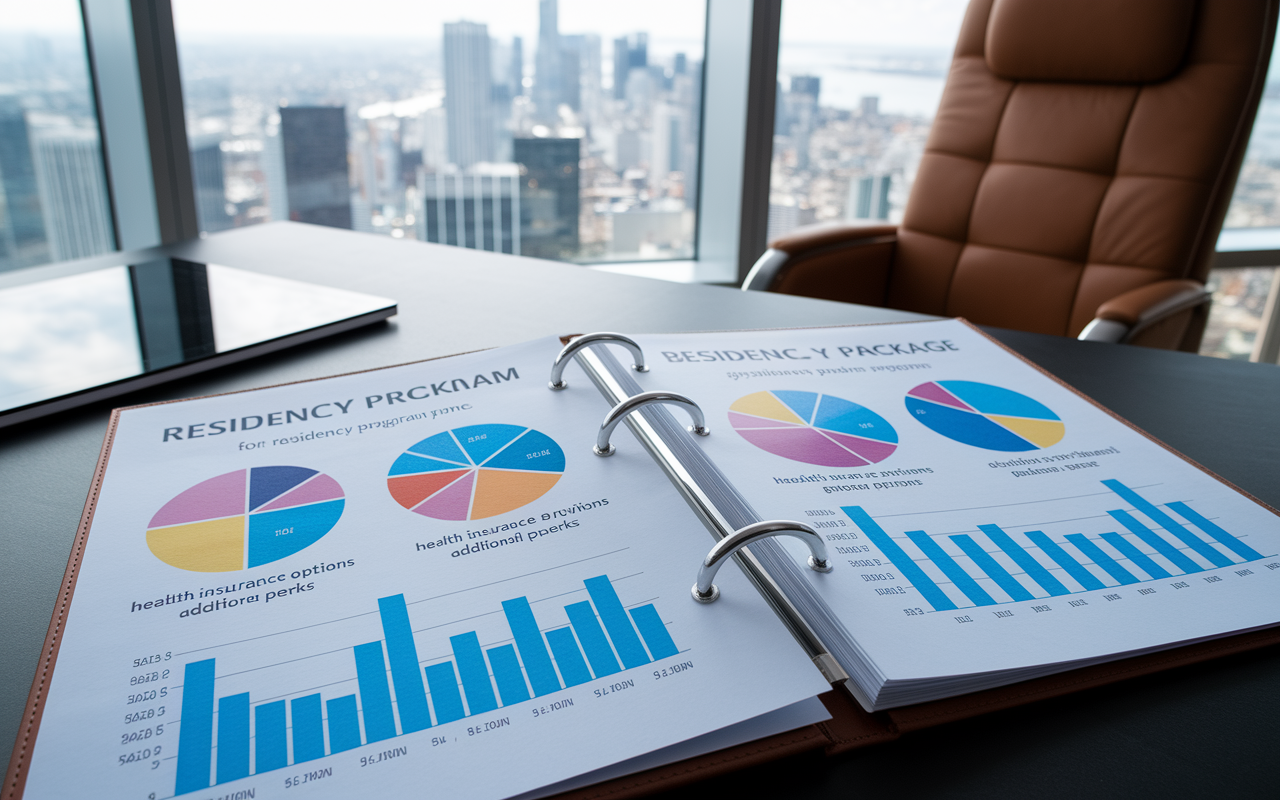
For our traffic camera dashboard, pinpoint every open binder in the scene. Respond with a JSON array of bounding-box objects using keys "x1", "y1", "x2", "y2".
[{"x1": 8, "y1": 319, "x2": 1280, "y2": 800}]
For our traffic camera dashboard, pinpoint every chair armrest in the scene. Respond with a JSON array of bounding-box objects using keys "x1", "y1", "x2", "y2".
[
  {"x1": 1078, "y1": 279, "x2": 1211, "y2": 347},
  {"x1": 742, "y1": 224, "x2": 899, "y2": 306}
]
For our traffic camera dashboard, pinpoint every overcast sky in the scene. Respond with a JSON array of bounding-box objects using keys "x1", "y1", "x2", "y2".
[{"x1": 5, "y1": 0, "x2": 969, "y2": 50}]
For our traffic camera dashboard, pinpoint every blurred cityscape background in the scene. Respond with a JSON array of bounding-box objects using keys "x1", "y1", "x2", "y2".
[{"x1": 1, "y1": 0, "x2": 1278, "y2": 360}]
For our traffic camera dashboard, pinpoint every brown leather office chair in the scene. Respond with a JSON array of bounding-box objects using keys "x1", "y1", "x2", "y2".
[{"x1": 744, "y1": 0, "x2": 1278, "y2": 350}]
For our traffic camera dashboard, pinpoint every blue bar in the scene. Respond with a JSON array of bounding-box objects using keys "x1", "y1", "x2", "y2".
[
  {"x1": 377, "y1": 594, "x2": 432, "y2": 733},
  {"x1": 1107, "y1": 509, "x2": 1203, "y2": 573},
  {"x1": 951, "y1": 535, "x2": 1035, "y2": 601},
  {"x1": 326, "y1": 695, "x2": 362, "y2": 753},
  {"x1": 175, "y1": 658, "x2": 216, "y2": 794},
  {"x1": 583, "y1": 576, "x2": 651, "y2": 669},
  {"x1": 545, "y1": 628, "x2": 593, "y2": 686},
  {"x1": 1103, "y1": 480, "x2": 1232, "y2": 567},
  {"x1": 1067, "y1": 533, "x2": 1139, "y2": 585},
  {"x1": 501, "y1": 597, "x2": 562, "y2": 696},
  {"x1": 254, "y1": 700, "x2": 287, "y2": 774},
  {"x1": 630, "y1": 604, "x2": 680, "y2": 660},
  {"x1": 843, "y1": 506, "x2": 957, "y2": 611},
  {"x1": 425, "y1": 663, "x2": 466, "y2": 724},
  {"x1": 353, "y1": 642, "x2": 397, "y2": 742},
  {"x1": 1026, "y1": 531, "x2": 1105, "y2": 591},
  {"x1": 215, "y1": 693, "x2": 250, "y2": 784},
  {"x1": 450, "y1": 632, "x2": 498, "y2": 714},
  {"x1": 565, "y1": 601, "x2": 621, "y2": 677},
  {"x1": 485, "y1": 645, "x2": 531, "y2": 705},
  {"x1": 1101, "y1": 532, "x2": 1171, "y2": 579},
  {"x1": 979, "y1": 524, "x2": 1070, "y2": 596},
  {"x1": 1167, "y1": 501, "x2": 1265, "y2": 561},
  {"x1": 906, "y1": 529, "x2": 995, "y2": 607},
  {"x1": 290, "y1": 695, "x2": 325, "y2": 763}
]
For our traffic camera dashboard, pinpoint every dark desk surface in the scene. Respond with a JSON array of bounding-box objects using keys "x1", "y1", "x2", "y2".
[{"x1": 3, "y1": 223, "x2": 1277, "y2": 798}]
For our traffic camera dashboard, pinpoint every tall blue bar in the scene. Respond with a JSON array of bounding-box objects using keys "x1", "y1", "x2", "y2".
[
  {"x1": 175, "y1": 658, "x2": 216, "y2": 794},
  {"x1": 1026, "y1": 531, "x2": 1105, "y2": 591},
  {"x1": 254, "y1": 700, "x2": 288, "y2": 773},
  {"x1": 486, "y1": 645, "x2": 531, "y2": 705},
  {"x1": 501, "y1": 597, "x2": 562, "y2": 696},
  {"x1": 979, "y1": 524, "x2": 1070, "y2": 596},
  {"x1": 905, "y1": 529, "x2": 995, "y2": 606},
  {"x1": 1103, "y1": 480, "x2": 1232, "y2": 567},
  {"x1": 1101, "y1": 532, "x2": 1171, "y2": 579},
  {"x1": 1167, "y1": 501, "x2": 1265, "y2": 561},
  {"x1": 1067, "y1": 533, "x2": 1139, "y2": 584},
  {"x1": 583, "y1": 576, "x2": 651, "y2": 669},
  {"x1": 545, "y1": 628, "x2": 593, "y2": 686},
  {"x1": 425, "y1": 663, "x2": 466, "y2": 724},
  {"x1": 630, "y1": 604, "x2": 680, "y2": 659},
  {"x1": 843, "y1": 506, "x2": 957, "y2": 611},
  {"x1": 1108, "y1": 509, "x2": 1203, "y2": 573},
  {"x1": 353, "y1": 642, "x2": 397, "y2": 742},
  {"x1": 326, "y1": 695, "x2": 362, "y2": 753},
  {"x1": 565, "y1": 601, "x2": 621, "y2": 677},
  {"x1": 290, "y1": 694, "x2": 325, "y2": 763},
  {"x1": 377, "y1": 594, "x2": 432, "y2": 733},
  {"x1": 449, "y1": 632, "x2": 498, "y2": 714},
  {"x1": 216, "y1": 693, "x2": 250, "y2": 784},
  {"x1": 951, "y1": 534, "x2": 1035, "y2": 601}
]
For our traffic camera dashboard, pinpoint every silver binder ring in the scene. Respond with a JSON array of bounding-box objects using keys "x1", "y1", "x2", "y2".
[
  {"x1": 549, "y1": 332, "x2": 648, "y2": 390},
  {"x1": 692, "y1": 520, "x2": 832, "y2": 604},
  {"x1": 594, "y1": 391, "x2": 709, "y2": 456}
]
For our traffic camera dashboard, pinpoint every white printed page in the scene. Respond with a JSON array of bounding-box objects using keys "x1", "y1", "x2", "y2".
[
  {"x1": 21, "y1": 337, "x2": 828, "y2": 799},
  {"x1": 627, "y1": 321, "x2": 1280, "y2": 700}
]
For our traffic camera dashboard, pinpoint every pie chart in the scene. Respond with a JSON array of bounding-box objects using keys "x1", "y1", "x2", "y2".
[
  {"x1": 728, "y1": 390, "x2": 898, "y2": 467},
  {"x1": 388, "y1": 424, "x2": 565, "y2": 521},
  {"x1": 906, "y1": 380, "x2": 1065, "y2": 451},
  {"x1": 146, "y1": 467, "x2": 345, "y2": 572}
]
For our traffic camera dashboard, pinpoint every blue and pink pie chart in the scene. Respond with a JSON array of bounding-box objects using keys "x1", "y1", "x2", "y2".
[
  {"x1": 728, "y1": 390, "x2": 899, "y2": 467},
  {"x1": 905, "y1": 381, "x2": 1065, "y2": 452}
]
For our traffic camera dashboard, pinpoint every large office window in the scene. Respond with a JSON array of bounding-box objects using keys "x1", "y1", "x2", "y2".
[
  {"x1": 767, "y1": 0, "x2": 967, "y2": 241},
  {"x1": 170, "y1": 0, "x2": 706, "y2": 264},
  {"x1": 0, "y1": 1, "x2": 116, "y2": 273}
]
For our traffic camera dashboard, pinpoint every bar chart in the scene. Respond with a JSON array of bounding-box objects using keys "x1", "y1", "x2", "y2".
[
  {"x1": 173, "y1": 574, "x2": 680, "y2": 795},
  {"x1": 844, "y1": 479, "x2": 1270, "y2": 612}
]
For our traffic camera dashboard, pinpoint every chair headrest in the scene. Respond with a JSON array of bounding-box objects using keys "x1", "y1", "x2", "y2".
[{"x1": 985, "y1": 0, "x2": 1197, "y2": 83}]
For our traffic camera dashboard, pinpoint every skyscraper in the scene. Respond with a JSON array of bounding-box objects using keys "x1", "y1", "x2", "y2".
[
  {"x1": 509, "y1": 36, "x2": 525, "y2": 98},
  {"x1": 279, "y1": 106, "x2": 353, "y2": 229},
  {"x1": 189, "y1": 135, "x2": 233, "y2": 233},
  {"x1": 612, "y1": 34, "x2": 648, "y2": 101},
  {"x1": 30, "y1": 125, "x2": 114, "y2": 262},
  {"x1": 514, "y1": 137, "x2": 579, "y2": 260},
  {"x1": 0, "y1": 99, "x2": 49, "y2": 270},
  {"x1": 444, "y1": 21, "x2": 494, "y2": 168},
  {"x1": 533, "y1": 0, "x2": 562, "y2": 122},
  {"x1": 417, "y1": 163, "x2": 520, "y2": 254}
]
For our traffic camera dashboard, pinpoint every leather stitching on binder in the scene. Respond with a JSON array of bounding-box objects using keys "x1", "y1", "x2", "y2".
[{"x1": 4, "y1": 411, "x2": 120, "y2": 800}]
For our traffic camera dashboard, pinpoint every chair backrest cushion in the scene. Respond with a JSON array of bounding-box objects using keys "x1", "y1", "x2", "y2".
[{"x1": 888, "y1": 0, "x2": 1274, "y2": 336}]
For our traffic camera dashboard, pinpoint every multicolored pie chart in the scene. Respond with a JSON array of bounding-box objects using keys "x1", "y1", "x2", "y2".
[
  {"x1": 146, "y1": 466, "x2": 346, "y2": 572},
  {"x1": 728, "y1": 390, "x2": 899, "y2": 467},
  {"x1": 905, "y1": 380, "x2": 1065, "y2": 451},
  {"x1": 388, "y1": 424, "x2": 565, "y2": 521}
]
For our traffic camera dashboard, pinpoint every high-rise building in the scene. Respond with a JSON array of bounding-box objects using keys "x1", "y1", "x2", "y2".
[
  {"x1": 612, "y1": 34, "x2": 647, "y2": 101},
  {"x1": 443, "y1": 21, "x2": 495, "y2": 167},
  {"x1": 534, "y1": 0, "x2": 562, "y2": 122},
  {"x1": 190, "y1": 135, "x2": 233, "y2": 233},
  {"x1": 279, "y1": 106, "x2": 353, "y2": 229},
  {"x1": 791, "y1": 75, "x2": 821, "y2": 101},
  {"x1": 514, "y1": 137, "x2": 579, "y2": 260},
  {"x1": 558, "y1": 34, "x2": 582, "y2": 113},
  {"x1": 416, "y1": 163, "x2": 520, "y2": 254},
  {"x1": 0, "y1": 99, "x2": 50, "y2": 270},
  {"x1": 509, "y1": 36, "x2": 525, "y2": 98},
  {"x1": 30, "y1": 125, "x2": 114, "y2": 262}
]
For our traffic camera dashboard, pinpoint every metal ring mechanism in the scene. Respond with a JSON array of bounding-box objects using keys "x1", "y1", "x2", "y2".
[
  {"x1": 594, "y1": 391, "x2": 709, "y2": 456},
  {"x1": 548, "y1": 332, "x2": 648, "y2": 390},
  {"x1": 692, "y1": 520, "x2": 833, "y2": 604}
]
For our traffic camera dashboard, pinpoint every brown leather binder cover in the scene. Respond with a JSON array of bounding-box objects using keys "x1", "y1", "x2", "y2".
[{"x1": 7, "y1": 325, "x2": 1280, "y2": 799}]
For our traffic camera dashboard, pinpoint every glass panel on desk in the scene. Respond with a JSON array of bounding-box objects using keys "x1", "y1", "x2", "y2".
[
  {"x1": 766, "y1": 0, "x2": 966, "y2": 241},
  {"x1": 171, "y1": 0, "x2": 706, "y2": 265},
  {"x1": 0, "y1": 1, "x2": 116, "y2": 273}
]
